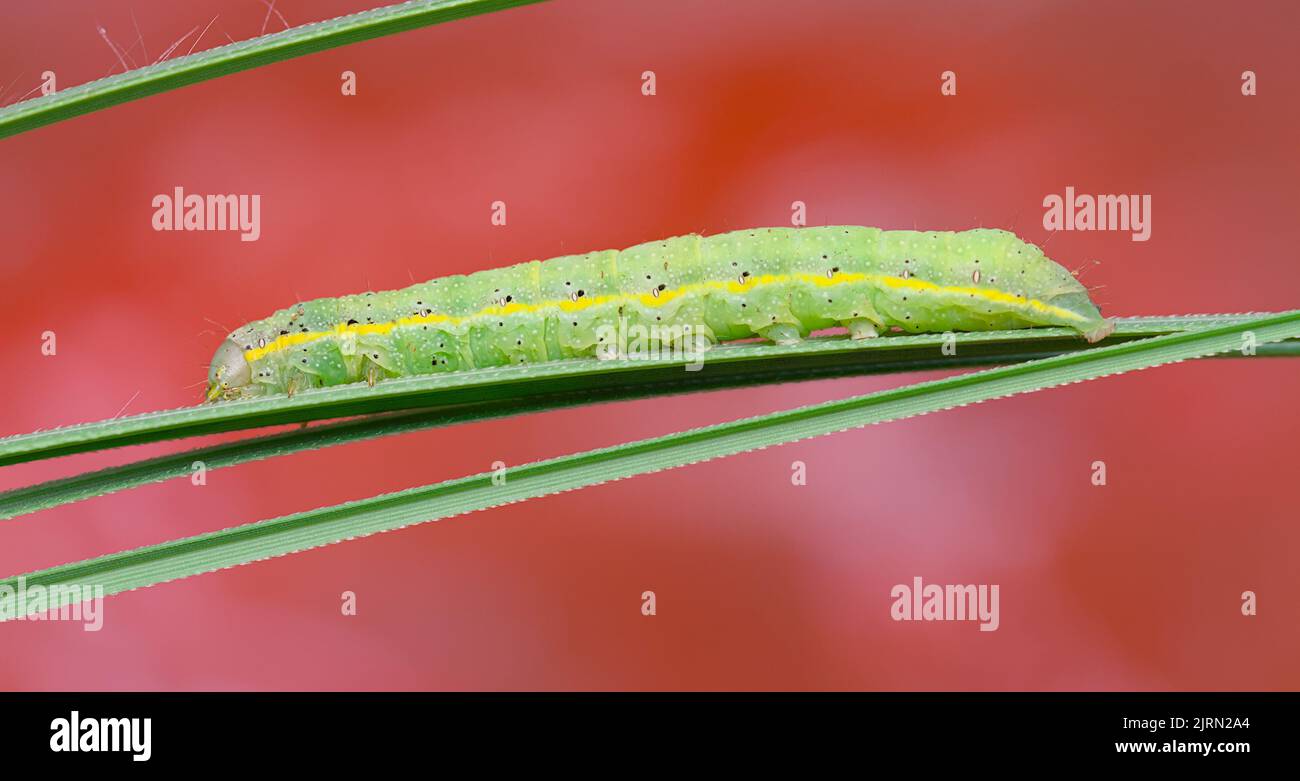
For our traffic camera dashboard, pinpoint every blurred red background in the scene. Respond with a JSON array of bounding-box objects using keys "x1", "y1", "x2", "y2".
[{"x1": 1, "y1": 0, "x2": 1297, "y2": 690}]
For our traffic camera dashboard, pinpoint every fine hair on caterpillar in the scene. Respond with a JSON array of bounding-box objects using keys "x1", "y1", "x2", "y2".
[{"x1": 205, "y1": 226, "x2": 1115, "y2": 402}]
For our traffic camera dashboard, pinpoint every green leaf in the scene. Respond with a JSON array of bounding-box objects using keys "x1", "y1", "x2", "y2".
[
  {"x1": 1, "y1": 314, "x2": 1291, "y2": 470},
  {"x1": 0, "y1": 0, "x2": 547, "y2": 140},
  {"x1": 1, "y1": 314, "x2": 1296, "y2": 522},
  {"x1": 3, "y1": 309, "x2": 1295, "y2": 618}
]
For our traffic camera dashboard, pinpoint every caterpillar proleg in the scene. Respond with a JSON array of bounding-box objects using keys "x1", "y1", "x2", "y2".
[{"x1": 206, "y1": 226, "x2": 1113, "y2": 401}]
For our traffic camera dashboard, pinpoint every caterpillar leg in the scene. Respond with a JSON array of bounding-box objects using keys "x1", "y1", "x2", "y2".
[
  {"x1": 669, "y1": 325, "x2": 715, "y2": 357},
  {"x1": 758, "y1": 323, "x2": 802, "y2": 346},
  {"x1": 845, "y1": 318, "x2": 880, "y2": 340}
]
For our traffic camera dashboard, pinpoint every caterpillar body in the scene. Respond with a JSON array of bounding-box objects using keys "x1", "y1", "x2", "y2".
[{"x1": 206, "y1": 226, "x2": 1113, "y2": 401}]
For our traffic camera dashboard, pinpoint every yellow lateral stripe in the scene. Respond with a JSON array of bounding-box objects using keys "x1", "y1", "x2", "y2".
[{"x1": 242, "y1": 272, "x2": 1085, "y2": 363}]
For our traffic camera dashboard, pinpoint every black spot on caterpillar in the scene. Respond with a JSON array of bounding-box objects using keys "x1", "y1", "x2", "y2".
[{"x1": 205, "y1": 226, "x2": 1112, "y2": 400}]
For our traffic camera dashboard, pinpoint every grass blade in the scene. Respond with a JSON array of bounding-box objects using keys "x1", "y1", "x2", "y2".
[
  {"x1": 4, "y1": 309, "x2": 1296, "y2": 617},
  {"x1": 1, "y1": 313, "x2": 1292, "y2": 470},
  {"x1": 0, "y1": 0, "x2": 546, "y2": 140},
  {"x1": 1, "y1": 314, "x2": 1298, "y2": 521}
]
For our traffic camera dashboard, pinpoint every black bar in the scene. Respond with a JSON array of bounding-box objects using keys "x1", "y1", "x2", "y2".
[{"x1": 0, "y1": 692, "x2": 1285, "y2": 767}]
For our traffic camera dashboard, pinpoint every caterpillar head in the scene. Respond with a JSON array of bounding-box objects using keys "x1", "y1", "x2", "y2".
[
  {"x1": 206, "y1": 339, "x2": 252, "y2": 402},
  {"x1": 1012, "y1": 237, "x2": 1115, "y2": 343},
  {"x1": 1047, "y1": 291, "x2": 1115, "y2": 342}
]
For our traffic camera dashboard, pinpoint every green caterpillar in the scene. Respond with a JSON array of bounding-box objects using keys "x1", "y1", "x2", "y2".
[{"x1": 206, "y1": 226, "x2": 1112, "y2": 401}]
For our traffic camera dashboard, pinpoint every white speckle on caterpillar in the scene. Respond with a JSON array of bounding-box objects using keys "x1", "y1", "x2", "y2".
[{"x1": 205, "y1": 226, "x2": 1112, "y2": 401}]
